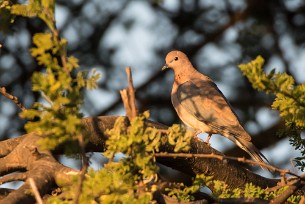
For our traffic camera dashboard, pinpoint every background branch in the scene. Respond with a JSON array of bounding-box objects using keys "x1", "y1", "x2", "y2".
[{"x1": 0, "y1": 87, "x2": 26, "y2": 111}]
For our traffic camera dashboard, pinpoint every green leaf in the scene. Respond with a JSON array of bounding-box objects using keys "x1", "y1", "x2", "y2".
[{"x1": 239, "y1": 56, "x2": 305, "y2": 170}]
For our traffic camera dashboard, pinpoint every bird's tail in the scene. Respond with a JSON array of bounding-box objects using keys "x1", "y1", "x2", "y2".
[{"x1": 234, "y1": 138, "x2": 270, "y2": 171}]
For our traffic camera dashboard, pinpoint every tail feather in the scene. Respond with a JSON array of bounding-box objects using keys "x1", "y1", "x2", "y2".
[{"x1": 234, "y1": 138, "x2": 270, "y2": 171}]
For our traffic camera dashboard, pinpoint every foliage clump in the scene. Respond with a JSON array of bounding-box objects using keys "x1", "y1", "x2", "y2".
[
  {"x1": 48, "y1": 112, "x2": 193, "y2": 203},
  {"x1": 7, "y1": 0, "x2": 100, "y2": 152},
  {"x1": 239, "y1": 56, "x2": 305, "y2": 170},
  {"x1": 104, "y1": 112, "x2": 161, "y2": 179},
  {"x1": 166, "y1": 173, "x2": 300, "y2": 203}
]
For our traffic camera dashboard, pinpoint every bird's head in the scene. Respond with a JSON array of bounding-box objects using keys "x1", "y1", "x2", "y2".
[{"x1": 162, "y1": 50, "x2": 191, "y2": 71}]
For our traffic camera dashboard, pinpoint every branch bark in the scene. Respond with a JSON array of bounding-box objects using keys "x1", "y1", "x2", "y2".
[
  {"x1": 0, "y1": 134, "x2": 79, "y2": 204},
  {"x1": 0, "y1": 116, "x2": 302, "y2": 203}
]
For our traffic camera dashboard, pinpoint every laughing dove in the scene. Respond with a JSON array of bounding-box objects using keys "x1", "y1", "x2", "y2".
[{"x1": 162, "y1": 50, "x2": 269, "y2": 166}]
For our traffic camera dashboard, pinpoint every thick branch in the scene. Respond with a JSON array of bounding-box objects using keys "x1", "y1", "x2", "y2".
[
  {"x1": 80, "y1": 116, "x2": 278, "y2": 189},
  {"x1": 0, "y1": 134, "x2": 79, "y2": 204},
  {"x1": 0, "y1": 136, "x2": 25, "y2": 157},
  {"x1": 271, "y1": 174, "x2": 305, "y2": 203}
]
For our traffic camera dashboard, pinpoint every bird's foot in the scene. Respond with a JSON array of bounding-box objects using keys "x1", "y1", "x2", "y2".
[
  {"x1": 193, "y1": 130, "x2": 201, "y2": 137},
  {"x1": 205, "y1": 134, "x2": 212, "y2": 145},
  {"x1": 192, "y1": 130, "x2": 203, "y2": 142}
]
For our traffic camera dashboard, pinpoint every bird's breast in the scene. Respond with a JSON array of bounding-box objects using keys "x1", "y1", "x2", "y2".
[{"x1": 171, "y1": 88, "x2": 214, "y2": 134}]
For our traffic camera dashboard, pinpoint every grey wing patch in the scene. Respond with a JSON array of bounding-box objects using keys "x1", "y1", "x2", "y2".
[{"x1": 177, "y1": 80, "x2": 251, "y2": 141}]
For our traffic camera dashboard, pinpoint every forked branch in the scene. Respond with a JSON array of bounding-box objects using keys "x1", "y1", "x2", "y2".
[{"x1": 120, "y1": 67, "x2": 138, "y2": 121}]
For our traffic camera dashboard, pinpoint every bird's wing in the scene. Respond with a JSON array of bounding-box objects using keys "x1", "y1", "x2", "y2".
[{"x1": 177, "y1": 80, "x2": 251, "y2": 141}]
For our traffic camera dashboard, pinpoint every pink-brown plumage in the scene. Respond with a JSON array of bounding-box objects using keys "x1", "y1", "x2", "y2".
[{"x1": 163, "y1": 50, "x2": 269, "y2": 166}]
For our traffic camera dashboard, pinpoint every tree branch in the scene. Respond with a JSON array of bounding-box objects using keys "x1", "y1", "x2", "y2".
[
  {"x1": 0, "y1": 173, "x2": 27, "y2": 185},
  {"x1": 0, "y1": 87, "x2": 26, "y2": 111},
  {"x1": 0, "y1": 134, "x2": 79, "y2": 204},
  {"x1": 271, "y1": 174, "x2": 305, "y2": 203},
  {"x1": 154, "y1": 152, "x2": 291, "y2": 176},
  {"x1": 0, "y1": 116, "x2": 303, "y2": 203},
  {"x1": 80, "y1": 116, "x2": 279, "y2": 190}
]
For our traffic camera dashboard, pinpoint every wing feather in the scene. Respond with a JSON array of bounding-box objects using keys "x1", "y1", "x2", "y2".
[{"x1": 177, "y1": 80, "x2": 251, "y2": 141}]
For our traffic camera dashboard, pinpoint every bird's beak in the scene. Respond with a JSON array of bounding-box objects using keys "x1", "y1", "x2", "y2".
[{"x1": 162, "y1": 64, "x2": 169, "y2": 71}]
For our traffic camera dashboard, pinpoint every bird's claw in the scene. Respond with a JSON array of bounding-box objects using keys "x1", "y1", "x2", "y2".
[{"x1": 205, "y1": 134, "x2": 212, "y2": 145}]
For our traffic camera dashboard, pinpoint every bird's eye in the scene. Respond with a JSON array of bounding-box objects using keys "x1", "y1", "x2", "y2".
[{"x1": 174, "y1": 57, "x2": 178, "y2": 61}]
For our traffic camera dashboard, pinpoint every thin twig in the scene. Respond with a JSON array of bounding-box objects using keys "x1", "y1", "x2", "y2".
[
  {"x1": 120, "y1": 89, "x2": 130, "y2": 117},
  {"x1": 120, "y1": 67, "x2": 138, "y2": 121},
  {"x1": 0, "y1": 87, "x2": 26, "y2": 111},
  {"x1": 29, "y1": 178, "x2": 43, "y2": 204},
  {"x1": 154, "y1": 152, "x2": 298, "y2": 177},
  {"x1": 290, "y1": 159, "x2": 297, "y2": 174},
  {"x1": 73, "y1": 134, "x2": 89, "y2": 204},
  {"x1": 126, "y1": 67, "x2": 137, "y2": 119},
  {"x1": 156, "y1": 152, "x2": 305, "y2": 201}
]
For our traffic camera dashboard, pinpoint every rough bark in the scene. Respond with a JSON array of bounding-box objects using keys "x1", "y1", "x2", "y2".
[{"x1": 0, "y1": 134, "x2": 79, "y2": 203}]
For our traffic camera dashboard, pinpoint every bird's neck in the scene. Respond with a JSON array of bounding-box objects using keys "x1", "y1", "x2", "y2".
[{"x1": 173, "y1": 66, "x2": 198, "y2": 84}]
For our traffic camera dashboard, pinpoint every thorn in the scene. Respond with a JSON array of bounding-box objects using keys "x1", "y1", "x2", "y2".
[{"x1": 26, "y1": 145, "x2": 40, "y2": 159}]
